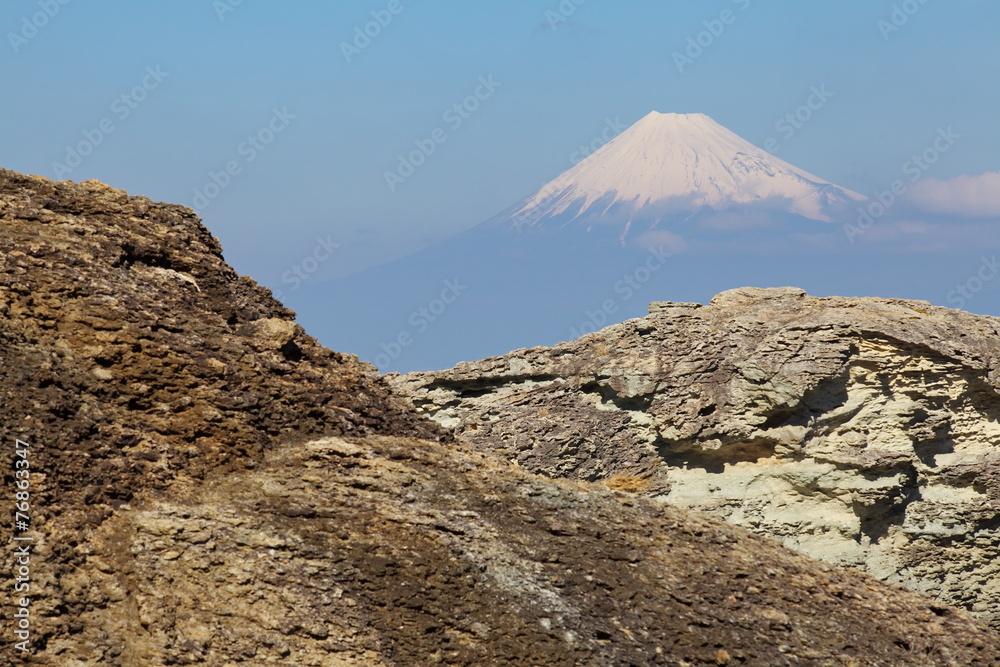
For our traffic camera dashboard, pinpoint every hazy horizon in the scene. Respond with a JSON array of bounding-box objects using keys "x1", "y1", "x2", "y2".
[{"x1": 4, "y1": 1, "x2": 998, "y2": 370}]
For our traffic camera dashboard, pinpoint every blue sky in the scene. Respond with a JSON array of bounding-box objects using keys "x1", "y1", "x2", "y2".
[{"x1": 2, "y1": 0, "x2": 998, "y2": 292}]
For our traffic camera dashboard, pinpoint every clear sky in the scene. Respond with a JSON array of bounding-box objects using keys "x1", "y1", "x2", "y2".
[{"x1": 2, "y1": 0, "x2": 998, "y2": 290}]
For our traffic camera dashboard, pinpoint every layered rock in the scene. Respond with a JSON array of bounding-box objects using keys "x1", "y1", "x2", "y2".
[
  {"x1": 3, "y1": 170, "x2": 1000, "y2": 665},
  {"x1": 393, "y1": 287, "x2": 1000, "y2": 627}
]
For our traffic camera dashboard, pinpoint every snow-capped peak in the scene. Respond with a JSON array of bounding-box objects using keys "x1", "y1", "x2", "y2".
[{"x1": 500, "y1": 111, "x2": 865, "y2": 235}]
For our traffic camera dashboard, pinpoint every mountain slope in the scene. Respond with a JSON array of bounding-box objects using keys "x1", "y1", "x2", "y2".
[
  {"x1": 290, "y1": 111, "x2": 934, "y2": 373},
  {"x1": 489, "y1": 112, "x2": 866, "y2": 238}
]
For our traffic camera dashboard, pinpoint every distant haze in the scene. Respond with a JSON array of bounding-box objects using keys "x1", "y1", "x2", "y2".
[{"x1": 287, "y1": 112, "x2": 995, "y2": 372}]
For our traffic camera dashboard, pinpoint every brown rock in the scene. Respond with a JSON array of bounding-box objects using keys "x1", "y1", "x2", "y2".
[{"x1": 2, "y1": 170, "x2": 999, "y2": 665}]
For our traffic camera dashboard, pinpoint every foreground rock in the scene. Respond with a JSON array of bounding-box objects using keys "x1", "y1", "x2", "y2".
[
  {"x1": 394, "y1": 287, "x2": 1000, "y2": 628},
  {"x1": 73, "y1": 435, "x2": 1000, "y2": 665},
  {"x1": 2, "y1": 171, "x2": 999, "y2": 665},
  {"x1": 0, "y1": 170, "x2": 442, "y2": 519}
]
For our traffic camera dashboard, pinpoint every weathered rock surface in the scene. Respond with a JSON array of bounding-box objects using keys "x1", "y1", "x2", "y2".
[
  {"x1": 0, "y1": 168, "x2": 444, "y2": 519},
  {"x1": 3, "y1": 170, "x2": 1000, "y2": 665},
  {"x1": 394, "y1": 286, "x2": 1000, "y2": 628},
  {"x1": 64, "y1": 435, "x2": 1000, "y2": 666}
]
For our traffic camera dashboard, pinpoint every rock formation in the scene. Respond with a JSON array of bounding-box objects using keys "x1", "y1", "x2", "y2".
[
  {"x1": 3, "y1": 169, "x2": 1000, "y2": 665},
  {"x1": 0, "y1": 170, "x2": 441, "y2": 524},
  {"x1": 394, "y1": 286, "x2": 1000, "y2": 629}
]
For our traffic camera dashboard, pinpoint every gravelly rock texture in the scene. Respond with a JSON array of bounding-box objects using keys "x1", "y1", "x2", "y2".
[
  {"x1": 0, "y1": 169, "x2": 442, "y2": 518},
  {"x1": 393, "y1": 286, "x2": 1000, "y2": 629},
  {"x1": 66, "y1": 435, "x2": 1000, "y2": 666},
  {"x1": 2, "y1": 170, "x2": 1000, "y2": 665}
]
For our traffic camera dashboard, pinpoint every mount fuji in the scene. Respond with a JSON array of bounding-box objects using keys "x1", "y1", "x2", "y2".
[
  {"x1": 484, "y1": 111, "x2": 865, "y2": 243},
  {"x1": 285, "y1": 112, "x2": 959, "y2": 372}
]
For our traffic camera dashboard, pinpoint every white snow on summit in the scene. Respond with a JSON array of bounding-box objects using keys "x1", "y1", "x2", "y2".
[{"x1": 504, "y1": 112, "x2": 865, "y2": 234}]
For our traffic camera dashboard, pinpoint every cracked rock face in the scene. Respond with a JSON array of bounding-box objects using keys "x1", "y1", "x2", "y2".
[{"x1": 392, "y1": 286, "x2": 1000, "y2": 627}]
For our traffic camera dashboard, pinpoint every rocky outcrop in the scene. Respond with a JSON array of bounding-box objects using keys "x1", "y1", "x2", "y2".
[
  {"x1": 65, "y1": 435, "x2": 1000, "y2": 666},
  {"x1": 0, "y1": 170, "x2": 443, "y2": 662},
  {"x1": 3, "y1": 170, "x2": 1000, "y2": 665},
  {"x1": 0, "y1": 169, "x2": 442, "y2": 520},
  {"x1": 393, "y1": 287, "x2": 1000, "y2": 628}
]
